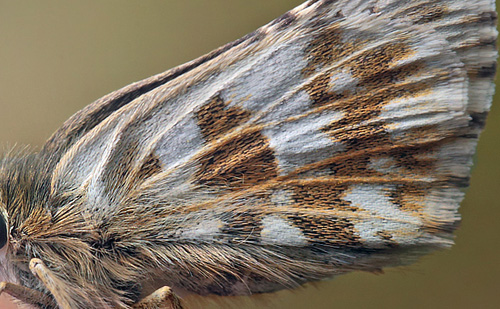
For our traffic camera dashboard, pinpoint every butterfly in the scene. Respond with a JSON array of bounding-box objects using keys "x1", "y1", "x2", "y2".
[{"x1": 0, "y1": 0, "x2": 497, "y2": 308}]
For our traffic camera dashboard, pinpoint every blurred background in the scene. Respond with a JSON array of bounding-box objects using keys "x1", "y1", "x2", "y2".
[{"x1": 0, "y1": 1, "x2": 498, "y2": 308}]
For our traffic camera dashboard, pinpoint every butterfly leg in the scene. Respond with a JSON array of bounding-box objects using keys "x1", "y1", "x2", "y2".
[
  {"x1": 0, "y1": 280, "x2": 54, "y2": 308},
  {"x1": 133, "y1": 286, "x2": 183, "y2": 309},
  {"x1": 29, "y1": 258, "x2": 73, "y2": 309}
]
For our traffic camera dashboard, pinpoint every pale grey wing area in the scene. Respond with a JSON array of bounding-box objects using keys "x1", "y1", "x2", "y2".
[
  {"x1": 47, "y1": 1, "x2": 345, "y2": 215},
  {"x1": 42, "y1": 0, "x2": 496, "y2": 296}
]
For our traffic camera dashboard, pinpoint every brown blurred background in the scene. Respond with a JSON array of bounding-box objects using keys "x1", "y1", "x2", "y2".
[{"x1": 0, "y1": 1, "x2": 499, "y2": 308}]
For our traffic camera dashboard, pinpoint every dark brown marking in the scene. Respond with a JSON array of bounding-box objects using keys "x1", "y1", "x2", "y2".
[
  {"x1": 477, "y1": 62, "x2": 497, "y2": 78},
  {"x1": 270, "y1": 12, "x2": 297, "y2": 30},
  {"x1": 347, "y1": 42, "x2": 417, "y2": 85},
  {"x1": 137, "y1": 153, "x2": 162, "y2": 180},
  {"x1": 376, "y1": 230, "x2": 392, "y2": 241},
  {"x1": 303, "y1": 73, "x2": 346, "y2": 106},
  {"x1": 367, "y1": 6, "x2": 379, "y2": 15},
  {"x1": 388, "y1": 183, "x2": 430, "y2": 213},
  {"x1": 324, "y1": 123, "x2": 391, "y2": 150},
  {"x1": 387, "y1": 140, "x2": 439, "y2": 177},
  {"x1": 303, "y1": 40, "x2": 426, "y2": 141},
  {"x1": 469, "y1": 112, "x2": 489, "y2": 130},
  {"x1": 423, "y1": 218, "x2": 461, "y2": 235},
  {"x1": 408, "y1": 5, "x2": 447, "y2": 24},
  {"x1": 290, "y1": 183, "x2": 358, "y2": 211},
  {"x1": 375, "y1": 231, "x2": 398, "y2": 248},
  {"x1": 195, "y1": 128, "x2": 278, "y2": 190},
  {"x1": 101, "y1": 112, "x2": 163, "y2": 197},
  {"x1": 305, "y1": 38, "x2": 427, "y2": 151},
  {"x1": 392, "y1": 125, "x2": 443, "y2": 145},
  {"x1": 196, "y1": 94, "x2": 252, "y2": 142},
  {"x1": 302, "y1": 26, "x2": 358, "y2": 77},
  {"x1": 103, "y1": 138, "x2": 140, "y2": 197},
  {"x1": 326, "y1": 153, "x2": 380, "y2": 177},
  {"x1": 479, "y1": 11, "x2": 498, "y2": 22},
  {"x1": 288, "y1": 214, "x2": 361, "y2": 247},
  {"x1": 222, "y1": 211, "x2": 263, "y2": 243},
  {"x1": 291, "y1": 138, "x2": 444, "y2": 181}
]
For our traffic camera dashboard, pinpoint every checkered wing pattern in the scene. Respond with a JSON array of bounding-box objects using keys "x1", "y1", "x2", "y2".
[{"x1": 42, "y1": 0, "x2": 497, "y2": 296}]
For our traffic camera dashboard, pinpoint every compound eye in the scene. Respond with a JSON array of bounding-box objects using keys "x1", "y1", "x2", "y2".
[{"x1": 0, "y1": 215, "x2": 7, "y2": 249}]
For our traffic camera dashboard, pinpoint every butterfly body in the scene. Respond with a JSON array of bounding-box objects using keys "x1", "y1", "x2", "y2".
[{"x1": 0, "y1": 0, "x2": 497, "y2": 308}]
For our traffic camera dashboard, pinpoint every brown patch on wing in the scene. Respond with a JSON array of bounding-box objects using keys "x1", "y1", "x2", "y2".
[
  {"x1": 222, "y1": 211, "x2": 263, "y2": 243},
  {"x1": 388, "y1": 145, "x2": 438, "y2": 176},
  {"x1": 302, "y1": 26, "x2": 360, "y2": 77},
  {"x1": 304, "y1": 73, "x2": 346, "y2": 106},
  {"x1": 319, "y1": 133, "x2": 439, "y2": 179},
  {"x1": 464, "y1": 60, "x2": 498, "y2": 79},
  {"x1": 394, "y1": 125, "x2": 443, "y2": 145},
  {"x1": 195, "y1": 128, "x2": 278, "y2": 190},
  {"x1": 385, "y1": 126, "x2": 442, "y2": 177},
  {"x1": 102, "y1": 139, "x2": 140, "y2": 197},
  {"x1": 103, "y1": 138, "x2": 162, "y2": 197},
  {"x1": 288, "y1": 214, "x2": 361, "y2": 247},
  {"x1": 423, "y1": 217, "x2": 460, "y2": 235},
  {"x1": 348, "y1": 42, "x2": 416, "y2": 84},
  {"x1": 327, "y1": 153, "x2": 380, "y2": 177},
  {"x1": 406, "y1": 4, "x2": 448, "y2": 24},
  {"x1": 196, "y1": 94, "x2": 252, "y2": 142},
  {"x1": 375, "y1": 230, "x2": 398, "y2": 248},
  {"x1": 290, "y1": 183, "x2": 358, "y2": 212},
  {"x1": 303, "y1": 37, "x2": 427, "y2": 150},
  {"x1": 388, "y1": 183, "x2": 430, "y2": 213},
  {"x1": 137, "y1": 153, "x2": 162, "y2": 180},
  {"x1": 303, "y1": 39, "x2": 425, "y2": 106},
  {"x1": 324, "y1": 122, "x2": 392, "y2": 150}
]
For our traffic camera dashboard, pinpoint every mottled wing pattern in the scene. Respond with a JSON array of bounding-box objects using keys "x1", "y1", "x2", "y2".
[{"x1": 43, "y1": 0, "x2": 496, "y2": 296}]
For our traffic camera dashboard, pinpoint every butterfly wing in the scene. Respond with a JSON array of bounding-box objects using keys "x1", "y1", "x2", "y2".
[{"x1": 43, "y1": 0, "x2": 497, "y2": 296}]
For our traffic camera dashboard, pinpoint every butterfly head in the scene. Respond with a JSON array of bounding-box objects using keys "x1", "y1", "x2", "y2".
[
  {"x1": 0, "y1": 207, "x2": 9, "y2": 251},
  {"x1": 0, "y1": 202, "x2": 15, "y2": 284},
  {"x1": 0, "y1": 201, "x2": 8, "y2": 256}
]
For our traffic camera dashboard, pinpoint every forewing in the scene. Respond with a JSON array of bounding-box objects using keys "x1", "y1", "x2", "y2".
[{"x1": 46, "y1": 0, "x2": 497, "y2": 295}]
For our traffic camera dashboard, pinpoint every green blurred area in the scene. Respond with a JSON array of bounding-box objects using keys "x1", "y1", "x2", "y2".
[{"x1": 0, "y1": 1, "x2": 498, "y2": 308}]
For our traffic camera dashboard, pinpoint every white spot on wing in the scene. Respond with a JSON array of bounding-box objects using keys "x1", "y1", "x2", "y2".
[
  {"x1": 263, "y1": 110, "x2": 344, "y2": 175},
  {"x1": 178, "y1": 218, "x2": 223, "y2": 240},
  {"x1": 328, "y1": 70, "x2": 358, "y2": 94},
  {"x1": 261, "y1": 215, "x2": 307, "y2": 246},
  {"x1": 344, "y1": 184, "x2": 421, "y2": 247},
  {"x1": 155, "y1": 116, "x2": 204, "y2": 170}
]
